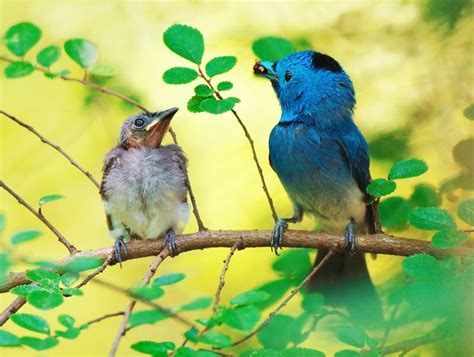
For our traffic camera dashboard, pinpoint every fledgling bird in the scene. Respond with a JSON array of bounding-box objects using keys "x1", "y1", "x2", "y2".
[
  {"x1": 254, "y1": 50, "x2": 383, "y2": 323},
  {"x1": 100, "y1": 108, "x2": 189, "y2": 263}
]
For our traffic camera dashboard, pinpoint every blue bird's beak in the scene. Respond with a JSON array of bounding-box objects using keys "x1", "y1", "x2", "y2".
[{"x1": 253, "y1": 60, "x2": 278, "y2": 82}]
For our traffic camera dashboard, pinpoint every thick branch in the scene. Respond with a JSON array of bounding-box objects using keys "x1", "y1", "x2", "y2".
[
  {"x1": 0, "y1": 180, "x2": 78, "y2": 254},
  {"x1": 197, "y1": 66, "x2": 278, "y2": 222},
  {"x1": 2, "y1": 230, "x2": 472, "y2": 294}
]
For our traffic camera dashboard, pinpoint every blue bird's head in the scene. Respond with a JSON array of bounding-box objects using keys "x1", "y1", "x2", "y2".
[{"x1": 254, "y1": 50, "x2": 355, "y2": 124}]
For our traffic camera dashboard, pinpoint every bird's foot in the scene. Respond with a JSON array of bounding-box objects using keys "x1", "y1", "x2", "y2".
[
  {"x1": 114, "y1": 236, "x2": 128, "y2": 267},
  {"x1": 271, "y1": 219, "x2": 288, "y2": 255},
  {"x1": 345, "y1": 219, "x2": 356, "y2": 254},
  {"x1": 165, "y1": 229, "x2": 178, "y2": 256}
]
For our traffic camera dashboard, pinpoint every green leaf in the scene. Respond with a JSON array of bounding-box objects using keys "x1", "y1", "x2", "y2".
[
  {"x1": 163, "y1": 24, "x2": 204, "y2": 64},
  {"x1": 0, "y1": 253, "x2": 11, "y2": 278},
  {"x1": 62, "y1": 288, "x2": 84, "y2": 296},
  {"x1": 4, "y1": 61, "x2": 35, "y2": 78},
  {"x1": 20, "y1": 336, "x2": 58, "y2": 350},
  {"x1": 272, "y1": 249, "x2": 311, "y2": 279},
  {"x1": 64, "y1": 39, "x2": 98, "y2": 68},
  {"x1": 44, "y1": 68, "x2": 70, "y2": 79},
  {"x1": 457, "y1": 199, "x2": 474, "y2": 226},
  {"x1": 26, "y1": 269, "x2": 60, "y2": 289},
  {"x1": 230, "y1": 290, "x2": 270, "y2": 305},
  {"x1": 287, "y1": 313, "x2": 311, "y2": 345},
  {"x1": 11, "y1": 314, "x2": 50, "y2": 334},
  {"x1": 194, "y1": 84, "x2": 213, "y2": 97},
  {"x1": 334, "y1": 350, "x2": 361, "y2": 357},
  {"x1": 200, "y1": 97, "x2": 235, "y2": 114},
  {"x1": 248, "y1": 350, "x2": 282, "y2": 357},
  {"x1": 5, "y1": 22, "x2": 42, "y2": 56},
  {"x1": 222, "y1": 305, "x2": 260, "y2": 331},
  {"x1": 55, "y1": 328, "x2": 80, "y2": 339},
  {"x1": 402, "y1": 254, "x2": 440, "y2": 280},
  {"x1": 187, "y1": 95, "x2": 207, "y2": 113},
  {"x1": 0, "y1": 213, "x2": 5, "y2": 233},
  {"x1": 226, "y1": 96, "x2": 240, "y2": 104},
  {"x1": 432, "y1": 229, "x2": 469, "y2": 249},
  {"x1": 179, "y1": 297, "x2": 212, "y2": 311},
  {"x1": 409, "y1": 183, "x2": 442, "y2": 207},
  {"x1": 200, "y1": 331, "x2": 232, "y2": 348},
  {"x1": 0, "y1": 330, "x2": 21, "y2": 347},
  {"x1": 409, "y1": 207, "x2": 456, "y2": 230},
  {"x1": 36, "y1": 46, "x2": 60, "y2": 68},
  {"x1": 163, "y1": 67, "x2": 198, "y2": 84},
  {"x1": 254, "y1": 279, "x2": 292, "y2": 309},
  {"x1": 379, "y1": 197, "x2": 413, "y2": 229},
  {"x1": 58, "y1": 314, "x2": 75, "y2": 328},
  {"x1": 11, "y1": 285, "x2": 45, "y2": 298},
  {"x1": 464, "y1": 104, "x2": 474, "y2": 120},
  {"x1": 61, "y1": 272, "x2": 79, "y2": 287},
  {"x1": 452, "y1": 138, "x2": 474, "y2": 170},
  {"x1": 257, "y1": 314, "x2": 293, "y2": 349},
  {"x1": 283, "y1": 348, "x2": 325, "y2": 357},
  {"x1": 38, "y1": 194, "x2": 64, "y2": 206},
  {"x1": 89, "y1": 64, "x2": 116, "y2": 78},
  {"x1": 205, "y1": 56, "x2": 237, "y2": 77},
  {"x1": 335, "y1": 326, "x2": 368, "y2": 348},
  {"x1": 153, "y1": 273, "x2": 186, "y2": 286},
  {"x1": 252, "y1": 37, "x2": 295, "y2": 62},
  {"x1": 11, "y1": 229, "x2": 42, "y2": 245},
  {"x1": 131, "y1": 340, "x2": 175, "y2": 355},
  {"x1": 63, "y1": 257, "x2": 103, "y2": 272},
  {"x1": 128, "y1": 310, "x2": 168, "y2": 327},
  {"x1": 388, "y1": 159, "x2": 428, "y2": 180},
  {"x1": 366, "y1": 179, "x2": 396, "y2": 197},
  {"x1": 368, "y1": 127, "x2": 411, "y2": 163},
  {"x1": 27, "y1": 290, "x2": 64, "y2": 310},
  {"x1": 217, "y1": 81, "x2": 233, "y2": 91},
  {"x1": 301, "y1": 293, "x2": 325, "y2": 314},
  {"x1": 128, "y1": 286, "x2": 164, "y2": 300}
]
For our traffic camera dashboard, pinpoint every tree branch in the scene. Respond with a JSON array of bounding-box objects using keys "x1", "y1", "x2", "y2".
[
  {"x1": 197, "y1": 66, "x2": 278, "y2": 222},
  {"x1": 212, "y1": 243, "x2": 240, "y2": 313},
  {"x1": 109, "y1": 249, "x2": 169, "y2": 357},
  {"x1": 230, "y1": 248, "x2": 336, "y2": 347},
  {"x1": 0, "y1": 296, "x2": 26, "y2": 326},
  {"x1": 0, "y1": 180, "x2": 78, "y2": 254},
  {"x1": 0, "y1": 110, "x2": 100, "y2": 189},
  {"x1": 1, "y1": 230, "x2": 472, "y2": 294},
  {"x1": 0, "y1": 56, "x2": 207, "y2": 231}
]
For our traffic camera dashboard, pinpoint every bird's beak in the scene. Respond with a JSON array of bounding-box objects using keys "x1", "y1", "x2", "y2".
[
  {"x1": 144, "y1": 107, "x2": 179, "y2": 147},
  {"x1": 253, "y1": 60, "x2": 278, "y2": 82}
]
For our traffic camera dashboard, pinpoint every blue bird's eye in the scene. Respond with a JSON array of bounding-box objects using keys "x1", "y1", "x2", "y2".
[
  {"x1": 134, "y1": 118, "x2": 145, "y2": 127},
  {"x1": 284, "y1": 70, "x2": 292, "y2": 82}
]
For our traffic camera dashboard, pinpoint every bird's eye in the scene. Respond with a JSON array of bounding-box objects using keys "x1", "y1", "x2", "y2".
[
  {"x1": 134, "y1": 118, "x2": 145, "y2": 127},
  {"x1": 284, "y1": 70, "x2": 292, "y2": 82}
]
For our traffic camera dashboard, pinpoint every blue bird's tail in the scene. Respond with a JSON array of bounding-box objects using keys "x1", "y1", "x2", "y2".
[{"x1": 307, "y1": 203, "x2": 384, "y2": 326}]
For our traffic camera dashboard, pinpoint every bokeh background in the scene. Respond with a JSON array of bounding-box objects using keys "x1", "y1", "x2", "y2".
[{"x1": 1, "y1": 0, "x2": 473, "y2": 355}]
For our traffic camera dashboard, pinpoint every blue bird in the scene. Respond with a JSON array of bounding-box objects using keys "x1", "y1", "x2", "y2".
[{"x1": 254, "y1": 50, "x2": 383, "y2": 323}]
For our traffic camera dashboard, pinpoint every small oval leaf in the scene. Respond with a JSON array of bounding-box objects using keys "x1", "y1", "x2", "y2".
[
  {"x1": 402, "y1": 254, "x2": 440, "y2": 280},
  {"x1": 4, "y1": 61, "x2": 35, "y2": 78},
  {"x1": 0, "y1": 330, "x2": 21, "y2": 347},
  {"x1": 5, "y1": 22, "x2": 42, "y2": 57},
  {"x1": 163, "y1": 24, "x2": 204, "y2": 64},
  {"x1": 230, "y1": 290, "x2": 270, "y2": 305},
  {"x1": 153, "y1": 273, "x2": 185, "y2": 286},
  {"x1": 432, "y1": 229, "x2": 469, "y2": 249},
  {"x1": 38, "y1": 194, "x2": 64, "y2": 206},
  {"x1": 463, "y1": 104, "x2": 474, "y2": 120},
  {"x1": 388, "y1": 159, "x2": 428, "y2": 180},
  {"x1": 36, "y1": 46, "x2": 61, "y2": 68},
  {"x1": 11, "y1": 314, "x2": 50, "y2": 334},
  {"x1": 27, "y1": 290, "x2": 64, "y2": 310},
  {"x1": 64, "y1": 39, "x2": 98, "y2": 68},
  {"x1": 11, "y1": 230, "x2": 42, "y2": 245},
  {"x1": 409, "y1": 207, "x2": 456, "y2": 231},
  {"x1": 205, "y1": 56, "x2": 237, "y2": 77},
  {"x1": 457, "y1": 199, "x2": 474, "y2": 226},
  {"x1": 252, "y1": 37, "x2": 295, "y2": 62},
  {"x1": 200, "y1": 97, "x2": 235, "y2": 114},
  {"x1": 217, "y1": 81, "x2": 233, "y2": 91},
  {"x1": 89, "y1": 64, "x2": 116, "y2": 78},
  {"x1": 162, "y1": 67, "x2": 198, "y2": 84},
  {"x1": 366, "y1": 178, "x2": 396, "y2": 197},
  {"x1": 194, "y1": 84, "x2": 213, "y2": 97}
]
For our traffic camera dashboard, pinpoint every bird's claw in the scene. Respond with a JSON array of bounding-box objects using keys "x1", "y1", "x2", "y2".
[
  {"x1": 271, "y1": 219, "x2": 288, "y2": 255},
  {"x1": 165, "y1": 229, "x2": 178, "y2": 257},
  {"x1": 114, "y1": 236, "x2": 128, "y2": 267},
  {"x1": 345, "y1": 220, "x2": 356, "y2": 254}
]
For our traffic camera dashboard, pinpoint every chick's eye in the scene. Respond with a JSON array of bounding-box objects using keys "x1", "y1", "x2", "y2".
[
  {"x1": 285, "y1": 70, "x2": 292, "y2": 82},
  {"x1": 134, "y1": 118, "x2": 145, "y2": 127}
]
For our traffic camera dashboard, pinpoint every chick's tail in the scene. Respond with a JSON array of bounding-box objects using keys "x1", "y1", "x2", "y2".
[{"x1": 307, "y1": 203, "x2": 384, "y2": 326}]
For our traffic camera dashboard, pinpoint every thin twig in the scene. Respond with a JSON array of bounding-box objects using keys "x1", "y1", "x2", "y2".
[
  {"x1": 197, "y1": 66, "x2": 278, "y2": 222},
  {"x1": 0, "y1": 297, "x2": 26, "y2": 326},
  {"x1": 0, "y1": 56, "x2": 206, "y2": 231},
  {"x1": 230, "y1": 248, "x2": 336, "y2": 347},
  {"x1": 361, "y1": 332, "x2": 446, "y2": 356},
  {"x1": 84, "y1": 311, "x2": 125, "y2": 326},
  {"x1": 213, "y1": 244, "x2": 239, "y2": 313},
  {"x1": 75, "y1": 253, "x2": 114, "y2": 289},
  {"x1": 109, "y1": 249, "x2": 169, "y2": 357},
  {"x1": 91, "y1": 278, "x2": 196, "y2": 328},
  {"x1": 0, "y1": 180, "x2": 77, "y2": 254},
  {"x1": 3, "y1": 229, "x2": 473, "y2": 294},
  {"x1": 0, "y1": 110, "x2": 100, "y2": 189}
]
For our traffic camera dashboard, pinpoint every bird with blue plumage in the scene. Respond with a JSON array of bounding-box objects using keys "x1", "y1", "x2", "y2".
[{"x1": 254, "y1": 50, "x2": 384, "y2": 325}]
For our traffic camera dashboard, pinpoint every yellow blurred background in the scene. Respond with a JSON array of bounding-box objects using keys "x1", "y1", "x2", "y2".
[{"x1": 1, "y1": 0, "x2": 473, "y2": 355}]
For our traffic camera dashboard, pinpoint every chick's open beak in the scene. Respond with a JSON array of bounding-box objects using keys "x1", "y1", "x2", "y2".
[
  {"x1": 144, "y1": 107, "x2": 179, "y2": 147},
  {"x1": 253, "y1": 60, "x2": 278, "y2": 81}
]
